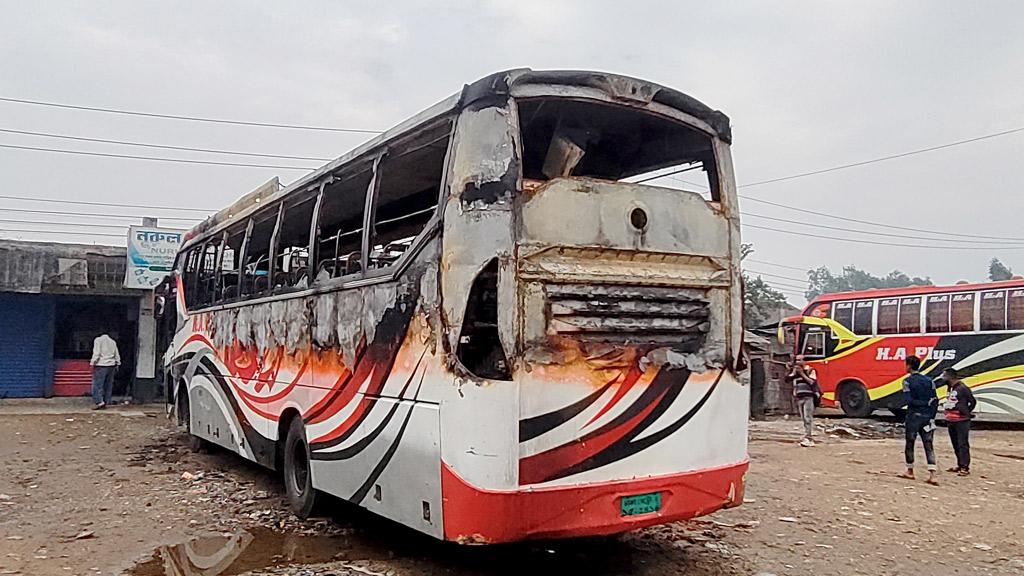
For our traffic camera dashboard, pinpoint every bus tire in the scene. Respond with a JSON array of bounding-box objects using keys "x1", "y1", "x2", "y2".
[
  {"x1": 838, "y1": 381, "x2": 872, "y2": 418},
  {"x1": 283, "y1": 417, "x2": 319, "y2": 519}
]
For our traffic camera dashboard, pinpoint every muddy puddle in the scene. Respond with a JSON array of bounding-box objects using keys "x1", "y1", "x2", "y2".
[
  {"x1": 127, "y1": 524, "x2": 656, "y2": 576},
  {"x1": 128, "y1": 527, "x2": 388, "y2": 575}
]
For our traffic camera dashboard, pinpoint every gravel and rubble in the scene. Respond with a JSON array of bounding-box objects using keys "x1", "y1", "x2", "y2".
[{"x1": 2, "y1": 407, "x2": 1024, "y2": 575}]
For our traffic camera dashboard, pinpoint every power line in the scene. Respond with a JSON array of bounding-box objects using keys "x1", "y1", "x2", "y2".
[
  {"x1": 0, "y1": 143, "x2": 317, "y2": 171},
  {"x1": 744, "y1": 223, "x2": 1024, "y2": 250},
  {"x1": 0, "y1": 194, "x2": 216, "y2": 214},
  {"x1": 634, "y1": 164, "x2": 704, "y2": 184},
  {"x1": 740, "y1": 126, "x2": 1024, "y2": 189},
  {"x1": 644, "y1": 126, "x2": 1024, "y2": 241},
  {"x1": 647, "y1": 124, "x2": 1024, "y2": 189},
  {"x1": 0, "y1": 227, "x2": 125, "y2": 238},
  {"x1": 747, "y1": 276, "x2": 809, "y2": 291},
  {"x1": 0, "y1": 128, "x2": 332, "y2": 162},
  {"x1": 0, "y1": 206, "x2": 199, "y2": 223},
  {"x1": 747, "y1": 278, "x2": 809, "y2": 292},
  {"x1": 0, "y1": 96, "x2": 383, "y2": 135},
  {"x1": 740, "y1": 195, "x2": 1024, "y2": 242},
  {"x1": 743, "y1": 268, "x2": 809, "y2": 285},
  {"x1": 745, "y1": 258, "x2": 811, "y2": 273},
  {"x1": 743, "y1": 211, "x2": 1024, "y2": 246},
  {"x1": 0, "y1": 218, "x2": 129, "y2": 230},
  {"x1": 764, "y1": 284, "x2": 807, "y2": 298}
]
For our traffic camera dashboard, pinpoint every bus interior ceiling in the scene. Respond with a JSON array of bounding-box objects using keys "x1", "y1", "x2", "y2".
[{"x1": 53, "y1": 295, "x2": 138, "y2": 394}]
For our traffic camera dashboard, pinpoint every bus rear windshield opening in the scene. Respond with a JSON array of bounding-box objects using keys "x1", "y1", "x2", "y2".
[{"x1": 517, "y1": 98, "x2": 720, "y2": 200}]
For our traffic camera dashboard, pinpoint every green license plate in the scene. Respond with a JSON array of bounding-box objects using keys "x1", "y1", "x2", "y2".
[{"x1": 620, "y1": 492, "x2": 662, "y2": 516}]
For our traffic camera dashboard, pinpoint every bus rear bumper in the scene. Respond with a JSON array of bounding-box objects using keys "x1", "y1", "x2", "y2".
[{"x1": 440, "y1": 460, "x2": 748, "y2": 543}]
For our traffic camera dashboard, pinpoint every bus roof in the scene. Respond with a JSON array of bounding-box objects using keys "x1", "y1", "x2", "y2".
[
  {"x1": 805, "y1": 278, "x2": 1024, "y2": 308},
  {"x1": 180, "y1": 69, "x2": 730, "y2": 251}
]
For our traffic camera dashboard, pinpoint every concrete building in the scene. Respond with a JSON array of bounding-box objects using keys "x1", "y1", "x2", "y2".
[{"x1": 0, "y1": 240, "x2": 158, "y2": 400}]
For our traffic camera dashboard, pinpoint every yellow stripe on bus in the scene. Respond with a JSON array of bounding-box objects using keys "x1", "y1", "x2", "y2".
[
  {"x1": 829, "y1": 337, "x2": 882, "y2": 361},
  {"x1": 868, "y1": 375, "x2": 906, "y2": 401},
  {"x1": 965, "y1": 366, "x2": 1024, "y2": 390},
  {"x1": 867, "y1": 365, "x2": 1024, "y2": 402}
]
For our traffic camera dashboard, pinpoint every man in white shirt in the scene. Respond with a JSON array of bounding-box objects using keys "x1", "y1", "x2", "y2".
[{"x1": 90, "y1": 333, "x2": 121, "y2": 409}]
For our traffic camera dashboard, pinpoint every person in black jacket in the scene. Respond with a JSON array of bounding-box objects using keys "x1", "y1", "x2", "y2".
[
  {"x1": 898, "y1": 356, "x2": 939, "y2": 485},
  {"x1": 941, "y1": 368, "x2": 977, "y2": 476}
]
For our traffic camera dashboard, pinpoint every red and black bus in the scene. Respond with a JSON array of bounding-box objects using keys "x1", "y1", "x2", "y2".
[{"x1": 780, "y1": 280, "x2": 1024, "y2": 421}]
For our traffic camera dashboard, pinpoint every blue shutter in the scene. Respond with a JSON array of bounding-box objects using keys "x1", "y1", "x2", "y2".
[{"x1": 0, "y1": 293, "x2": 55, "y2": 398}]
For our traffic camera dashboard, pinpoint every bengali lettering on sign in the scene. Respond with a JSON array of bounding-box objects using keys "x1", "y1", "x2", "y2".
[{"x1": 124, "y1": 226, "x2": 184, "y2": 289}]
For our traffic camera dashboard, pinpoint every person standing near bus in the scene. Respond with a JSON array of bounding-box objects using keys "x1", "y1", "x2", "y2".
[
  {"x1": 941, "y1": 368, "x2": 976, "y2": 476},
  {"x1": 90, "y1": 332, "x2": 121, "y2": 410},
  {"x1": 788, "y1": 355, "x2": 820, "y2": 447},
  {"x1": 899, "y1": 356, "x2": 939, "y2": 485}
]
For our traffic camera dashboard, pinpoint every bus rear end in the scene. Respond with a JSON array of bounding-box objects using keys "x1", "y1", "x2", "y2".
[{"x1": 439, "y1": 71, "x2": 747, "y2": 542}]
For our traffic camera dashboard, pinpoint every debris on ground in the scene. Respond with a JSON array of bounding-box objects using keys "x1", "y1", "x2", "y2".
[{"x1": 2, "y1": 411, "x2": 1023, "y2": 576}]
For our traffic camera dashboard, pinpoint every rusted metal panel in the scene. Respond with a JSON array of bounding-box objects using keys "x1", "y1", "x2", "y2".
[
  {"x1": 519, "y1": 178, "x2": 729, "y2": 255},
  {"x1": 517, "y1": 246, "x2": 729, "y2": 288},
  {"x1": 441, "y1": 103, "x2": 519, "y2": 371},
  {"x1": 206, "y1": 240, "x2": 437, "y2": 365}
]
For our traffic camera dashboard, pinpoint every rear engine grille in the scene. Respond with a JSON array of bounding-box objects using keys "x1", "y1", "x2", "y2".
[{"x1": 546, "y1": 283, "x2": 710, "y2": 346}]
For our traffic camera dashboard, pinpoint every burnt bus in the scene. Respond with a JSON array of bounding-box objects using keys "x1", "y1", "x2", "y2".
[{"x1": 166, "y1": 69, "x2": 747, "y2": 542}]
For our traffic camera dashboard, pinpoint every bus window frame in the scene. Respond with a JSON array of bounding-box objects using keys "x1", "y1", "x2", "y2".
[
  {"x1": 852, "y1": 299, "x2": 875, "y2": 336},
  {"x1": 363, "y1": 118, "x2": 455, "y2": 277},
  {"x1": 234, "y1": 218, "x2": 254, "y2": 301},
  {"x1": 877, "y1": 298, "x2": 899, "y2": 335},
  {"x1": 180, "y1": 113, "x2": 458, "y2": 314},
  {"x1": 811, "y1": 286, "x2": 1024, "y2": 343},
  {"x1": 801, "y1": 330, "x2": 826, "y2": 359},
  {"x1": 1009, "y1": 289, "x2": 1024, "y2": 330},
  {"x1": 950, "y1": 291, "x2": 976, "y2": 332},
  {"x1": 898, "y1": 296, "x2": 923, "y2": 334},
  {"x1": 980, "y1": 289, "x2": 1008, "y2": 332},
  {"x1": 925, "y1": 294, "x2": 951, "y2": 333},
  {"x1": 831, "y1": 301, "x2": 854, "y2": 336}
]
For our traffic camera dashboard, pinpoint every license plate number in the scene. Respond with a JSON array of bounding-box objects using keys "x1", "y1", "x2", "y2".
[{"x1": 620, "y1": 492, "x2": 662, "y2": 516}]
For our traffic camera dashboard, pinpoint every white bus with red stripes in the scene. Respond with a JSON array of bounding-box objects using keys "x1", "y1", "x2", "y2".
[{"x1": 163, "y1": 69, "x2": 747, "y2": 543}]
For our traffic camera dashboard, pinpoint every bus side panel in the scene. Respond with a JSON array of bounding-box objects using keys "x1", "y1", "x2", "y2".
[
  {"x1": 517, "y1": 367, "x2": 748, "y2": 487},
  {"x1": 310, "y1": 394, "x2": 444, "y2": 539},
  {"x1": 814, "y1": 332, "x2": 1024, "y2": 420},
  {"x1": 189, "y1": 377, "x2": 246, "y2": 453},
  {"x1": 173, "y1": 334, "x2": 278, "y2": 468},
  {"x1": 941, "y1": 333, "x2": 1024, "y2": 420}
]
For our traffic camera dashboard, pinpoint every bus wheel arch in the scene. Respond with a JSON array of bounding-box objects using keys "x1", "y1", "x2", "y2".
[
  {"x1": 175, "y1": 380, "x2": 210, "y2": 452},
  {"x1": 836, "y1": 379, "x2": 872, "y2": 418},
  {"x1": 173, "y1": 378, "x2": 189, "y2": 426},
  {"x1": 282, "y1": 415, "x2": 319, "y2": 519},
  {"x1": 275, "y1": 408, "x2": 302, "y2": 470}
]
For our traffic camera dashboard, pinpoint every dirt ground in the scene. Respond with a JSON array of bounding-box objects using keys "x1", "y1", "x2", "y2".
[{"x1": 2, "y1": 403, "x2": 1023, "y2": 576}]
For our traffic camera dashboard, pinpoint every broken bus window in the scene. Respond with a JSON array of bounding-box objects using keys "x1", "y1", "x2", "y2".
[{"x1": 517, "y1": 98, "x2": 719, "y2": 200}]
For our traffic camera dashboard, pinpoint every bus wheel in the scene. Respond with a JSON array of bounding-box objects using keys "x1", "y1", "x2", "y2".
[
  {"x1": 838, "y1": 381, "x2": 872, "y2": 418},
  {"x1": 283, "y1": 418, "x2": 319, "y2": 519}
]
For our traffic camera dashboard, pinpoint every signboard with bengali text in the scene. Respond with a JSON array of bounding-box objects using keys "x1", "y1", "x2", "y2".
[{"x1": 124, "y1": 226, "x2": 184, "y2": 289}]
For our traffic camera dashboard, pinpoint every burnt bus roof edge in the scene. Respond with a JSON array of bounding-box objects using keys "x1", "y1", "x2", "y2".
[{"x1": 180, "y1": 69, "x2": 730, "y2": 251}]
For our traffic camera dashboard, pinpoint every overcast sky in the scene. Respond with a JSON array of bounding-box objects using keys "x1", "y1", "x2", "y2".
[{"x1": 2, "y1": 1, "x2": 1023, "y2": 302}]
